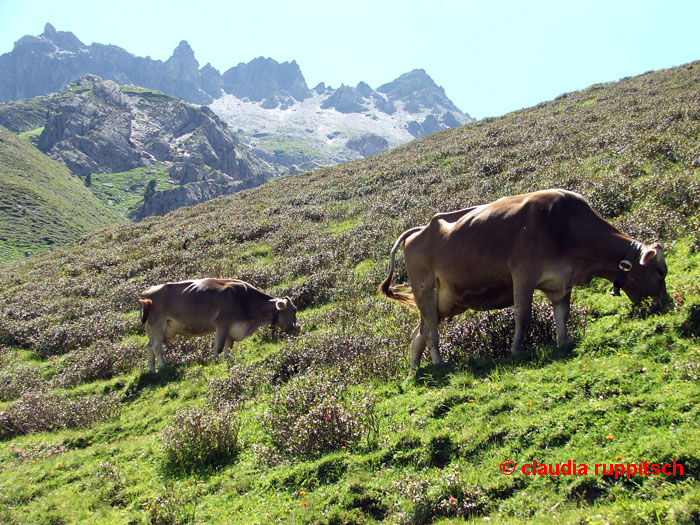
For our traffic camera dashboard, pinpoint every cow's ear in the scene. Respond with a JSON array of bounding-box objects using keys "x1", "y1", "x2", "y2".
[
  {"x1": 640, "y1": 247, "x2": 658, "y2": 266},
  {"x1": 275, "y1": 299, "x2": 288, "y2": 311}
]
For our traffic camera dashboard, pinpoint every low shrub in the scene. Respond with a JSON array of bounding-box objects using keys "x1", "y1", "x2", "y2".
[
  {"x1": 679, "y1": 301, "x2": 700, "y2": 338},
  {"x1": 265, "y1": 300, "x2": 413, "y2": 385},
  {"x1": 0, "y1": 391, "x2": 121, "y2": 439},
  {"x1": 161, "y1": 403, "x2": 240, "y2": 473},
  {"x1": 207, "y1": 363, "x2": 263, "y2": 407},
  {"x1": 95, "y1": 462, "x2": 126, "y2": 507},
  {"x1": 263, "y1": 370, "x2": 377, "y2": 459},
  {"x1": 273, "y1": 268, "x2": 338, "y2": 309},
  {"x1": 0, "y1": 361, "x2": 47, "y2": 401},
  {"x1": 53, "y1": 341, "x2": 142, "y2": 389},
  {"x1": 394, "y1": 471, "x2": 488, "y2": 524},
  {"x1": 162, "y1": 337, "x2": 215, "y2": 368},
  {"x1": 144, "y1": 487, "x2": 196, "y2": 525}
]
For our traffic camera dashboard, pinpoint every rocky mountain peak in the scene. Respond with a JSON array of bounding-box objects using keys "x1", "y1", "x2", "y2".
[
  {"x1": 221, "y1": 57, "x2": 312, "y2": 104},
  {"x1": 171, "y1": 40, "x2": 196, "y2": 62},
  {"x1": 377, "y1": 69, "x2": 460, "y2": 114},
  {"x1": 42, "y1": 23, "x2": 57, "y2": 39},
  {"x1": 39, "y1": 22, "x2": 86, "y2": 52},
  {"x1": 165, "y1": 40, "x2": 200, "y2": 78}
]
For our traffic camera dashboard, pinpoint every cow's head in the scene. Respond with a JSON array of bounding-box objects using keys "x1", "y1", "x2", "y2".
[
  {"x1": 273, "y1": 296, "x2": 301, "y2": 334},
  {"x1": 621, "y1": 244, "x2": 668, "y2": 304}
]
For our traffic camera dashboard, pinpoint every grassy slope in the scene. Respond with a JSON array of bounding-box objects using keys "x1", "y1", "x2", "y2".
[
  {"x1": 0, "y1": 63, "x2": 699, "y2": 524},
  {"x1": 0, "y1": 126, "x2": 126, "y2": 263}
]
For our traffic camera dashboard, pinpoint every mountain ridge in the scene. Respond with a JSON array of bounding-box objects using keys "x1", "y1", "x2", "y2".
[{"x1": 0, "y1": 24, "x2": 473, "y2": 170}]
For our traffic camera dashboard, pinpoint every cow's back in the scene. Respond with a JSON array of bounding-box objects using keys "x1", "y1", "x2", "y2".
[
  {"x1": 141, "y1": 279, "x2": 266, "y2": 324},
  {"x1": 435, "y1": 189, "x2": 607, "y2": 264}
]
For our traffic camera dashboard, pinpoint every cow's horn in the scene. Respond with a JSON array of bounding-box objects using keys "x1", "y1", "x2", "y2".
[{"x1": 275, "y1": 299, "x2": 288, "y2": 310}]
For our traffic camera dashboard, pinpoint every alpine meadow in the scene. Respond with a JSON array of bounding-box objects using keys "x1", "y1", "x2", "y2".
[{"x1": 1, "y1": 61, "x2": 700, "y2": 524}]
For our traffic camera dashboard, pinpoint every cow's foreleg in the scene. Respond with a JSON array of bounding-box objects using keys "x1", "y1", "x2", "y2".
[
  {"x1": 213, "y1": 327, "x2": 228, "y2": 360},
  {"x1": 410, "y1": 321, "x2": 427, "y2": 367},
  {"x1": 153, "y1": 340, "x2": 167, "y2": 370},
  {"x1": 551, "y1": 291, "x2": 571, "y2": 346},
  {"x1": 511, "y1": 273, "x2": 537, "y2": 354},
  {"x1": 222, "y1": 336, "x2": 234, "y2": 359}
]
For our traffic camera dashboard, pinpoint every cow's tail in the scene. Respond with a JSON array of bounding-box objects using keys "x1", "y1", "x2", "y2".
[
  {"x1": 377, "y1": 226, "x2": 424, "y2": 308},
  {"x1": 139, "y1": 298, "x2": 153, "y2": 324}
]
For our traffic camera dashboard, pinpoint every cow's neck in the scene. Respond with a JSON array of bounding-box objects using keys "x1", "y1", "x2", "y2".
[
  {"x1": 587, "y1": 229, "x2": 638, "y2": 283},
  {"x1": 263, "y1": 298, "x2": 281, "y2": 329}
]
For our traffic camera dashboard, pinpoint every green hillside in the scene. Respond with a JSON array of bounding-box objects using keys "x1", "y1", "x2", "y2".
[
  {"x1": 0, "y1": 126, "x2": 125, "y2": 263},
  {"x1": 0, "y1": 62, "x2": 699, "y2": 524}
]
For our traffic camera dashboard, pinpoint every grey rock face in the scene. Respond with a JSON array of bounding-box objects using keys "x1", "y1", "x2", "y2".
[
  {"x1": 406, "y1": 112, "x2": 457, "y2": 138},
  {"x1": 320, "y1": 85, "x2": 367, "y2": 114},
  {"x1": 0, "y1": 24, "x2": 474, "y2": 175},
  {"x1": 346, "y1": 134, "x2": 389, "y2": 157},
  {"x1": 221, "y1": 57, "x2": 312, "y2": 102},
  {"x1": 200, "y1": 63, "x2": 224, "y2": 99}
]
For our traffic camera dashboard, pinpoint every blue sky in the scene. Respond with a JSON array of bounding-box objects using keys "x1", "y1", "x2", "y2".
[{"x1": 1, "y1": 0, "x2": 698, "y2": 119}]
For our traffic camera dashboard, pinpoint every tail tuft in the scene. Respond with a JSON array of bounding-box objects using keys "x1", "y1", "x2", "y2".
[
  {"x1": 139, "y1": 298, "x2": 152, "y2": 324},
  {"x1": 377, "y1": 226, "x2": 422, "y2": 309},
  {"x1": 383, "y1": 285, "x2": 417, "y2": 308}
]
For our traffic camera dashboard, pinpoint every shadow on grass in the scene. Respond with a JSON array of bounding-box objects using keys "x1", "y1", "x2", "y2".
[
  {"x1": 413, "y1": 362, "x2": 457, "y2": 387},
  {"x1": 122, "y1": 366, "x2": 182, "y2": 402},
  {"x1": 415, "y1": 340, "x2": 580, "y2": 386},
  {"x1": 463, "y1": 340, "x2": 579, "y2": 378},
  {"x1": 159, "y1": 453, "x2": 241, "y2": 480}
]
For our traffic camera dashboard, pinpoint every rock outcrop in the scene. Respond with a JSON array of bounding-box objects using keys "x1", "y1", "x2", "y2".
[
  {"x1": 221, "y1": 57, "x2": 312, "y2": 104},
  {"x1": 1, "y1": 75, "x2": 272, "y2": 220},
  {"x1": 320, "y1": 85, "x2": 367, "y2": 114},
  {"x1": 346, "y1": 134, "x2": 389, "y2": 157}
]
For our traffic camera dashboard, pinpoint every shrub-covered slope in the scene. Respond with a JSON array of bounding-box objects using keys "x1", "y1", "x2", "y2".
[
  {"x1": 0, "y1": 125, "x2": 125, "y2": 263},
  {"x1": 0, "y1": 62, "x2": 699, "y2": 524}
]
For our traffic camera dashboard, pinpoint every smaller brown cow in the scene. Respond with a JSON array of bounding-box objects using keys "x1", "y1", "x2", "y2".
[
  {"x1": 379, "y1": 189, "x2": 668, "y2": 367},
  {"x1": 139, "y1": 278, "x2": 300, "y2": 372}
]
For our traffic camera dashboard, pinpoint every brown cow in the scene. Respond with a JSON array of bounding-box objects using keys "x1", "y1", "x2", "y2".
[
  {"x1": 139, "y1": 278, "x2": 300, "y2": 372},
  {"x1": 379, "y1": 189, "x2": 668, "y2": 367}
]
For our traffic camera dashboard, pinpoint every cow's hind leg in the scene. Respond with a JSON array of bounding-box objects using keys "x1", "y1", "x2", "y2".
[
  {"x1": 410, "y1": 321, "x2": 427, "y2": 367},
  {"x1": 414, "y1": 278, "x2": 442, "y2": 365}
]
